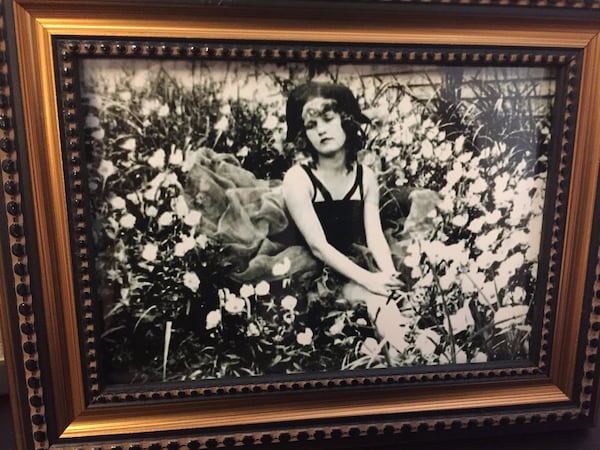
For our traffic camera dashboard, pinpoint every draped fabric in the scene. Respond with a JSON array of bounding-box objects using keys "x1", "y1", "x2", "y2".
[
  {"x1": 183, "y1": 147, "x2": 440, "y2": 285},
  {"x1": 184, "y1": 148, "x2": 320, "y2": 283}
]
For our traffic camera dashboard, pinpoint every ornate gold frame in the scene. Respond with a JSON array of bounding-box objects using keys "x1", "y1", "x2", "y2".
[{"x1": 1, "y1": 1, "x2": 599, "y2": 449}]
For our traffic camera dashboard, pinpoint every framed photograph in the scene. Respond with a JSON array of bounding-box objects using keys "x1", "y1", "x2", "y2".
[{"x1": 1, "y1": 1, "x2": 600, "y2": 449}]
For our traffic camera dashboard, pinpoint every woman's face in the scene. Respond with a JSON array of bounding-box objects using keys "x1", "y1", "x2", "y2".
[{"x1": 301, "y1": 97, "x2": 347, "y2": 157}]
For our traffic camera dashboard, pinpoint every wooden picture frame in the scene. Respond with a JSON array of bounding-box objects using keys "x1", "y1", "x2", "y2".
[{"x1": 0, "y1": 1, "x2": 599, "y2": 449}]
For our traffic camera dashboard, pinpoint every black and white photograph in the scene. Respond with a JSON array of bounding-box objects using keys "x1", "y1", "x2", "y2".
[{"x1": 80, "y1": 58, "x2": 556, "y2": 384}]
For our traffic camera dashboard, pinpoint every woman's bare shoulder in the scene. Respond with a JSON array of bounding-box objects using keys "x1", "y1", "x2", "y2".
[{"x1": 283, "y1": 164, "x2": 310, "y2": 185}]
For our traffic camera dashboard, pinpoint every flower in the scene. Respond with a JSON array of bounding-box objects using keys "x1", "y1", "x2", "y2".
[
  {"x1": 255, "y1": 280, "x2": 270, "y2": 296},
  {"x1": 205, "y1": 310, "x2": 221, "y2": 330},
  {"x1": 148, "y1": 148, "x2": 166, "y2": 169},
  {"x1": 237, "y1": 146, "x2": 250, "y2": 158},
  {"x1": 157, "y1": 104, "x2": 170, "y2": 117},
  {"x1": 360, "y1": 337, "x2": 380, "y2": 356},
  {"x1": 174, "y1": 235, "x2": 196, "y2": 257},
  {"x1": 184, "y1": 210, "x2": 202, "y2": 227},
  {"x1": 109, "y1": 196, "x2": 126, "y2": 209},
  {"x1": 239, "y1": 284, "x2": 255, "y2": 298},
  {"x1": 263, "y1": 115, "x2": 279, "y2": 130},
  {"x1": 415, "y1": 329, "x2": 440, "y2": 355},
  {"x1": 296, "y1": 328, "x2": 313, "y2": 346},
  {"x1": 169, "y1": 149, "x2": 184, "y2": 166},
  {"x1": 157, "y1": 212, "x2": 174, "y2": 227},
  {"x1": 119, "y1": 213, "x2": 136, "y2": 229},
  {"x1": 494, "y1": 305, "x2": 529, "y2": 329},
  {"x1": 126, "y1": 192, "x2": 139, "y2": 204},
  {"x1": 224, "y1": 294, "x2": 245, "y2": 314},
  {"x1": 247, "y1": 322, "x2": 260, "y2": 337},
  {"x1": 272, "y1": 257, "x2": 291, "y2": 276},
  {"x1": 174, "y1": 196, "x2": 189, "y2": 217},
  {"x1": 356, "y1": 318, "x2": 367, "y2": 327},
  {"x1": 146, "y1": 206, "x2": 158, "y2": 217},
  {"x1": 118, "y1": 91, "x2": 132, "y2": 102},
  {"x1": 281, "y1": 295, "x2": 297, "y2": 310},
  {"x1": 183, "y1": 272, "x2": 201, "y2": 292},
  {"x1": 91, "y1": 128, "x2": 105, "y2": 140},
  {"x1": 140, "y1": 98, "x2": 161, "y2": 116},
  {"x1": 85, "y1": 115, "x2": 100, "y2": 128},
  {"x1": 97, "y1": 159, "x2": 116, "y2": 180},
  {"x1": 120, "y1": 138, "x2": 136, "y2": 151},
  {"x1": 444, "y1": 303, "x2": 475, "y2": 334},
  {"x1": 214, "y1": 116, "x2": 229, "y2": 132},
  {"x1": 328, "y1": 319, "x2": 344, "y2": 335},
  {"x1": 451, "y1": 213, "x2": 469, "y2": 228},
  {"x1": 141, "y1": 243, "x2": 158, "y2": 261},
  {"x1": 196, "y1": 234, "x2": 208, "y2": 249}
]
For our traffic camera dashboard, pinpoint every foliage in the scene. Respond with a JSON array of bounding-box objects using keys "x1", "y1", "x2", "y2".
[{"x1": 82, "y1": 61, "x2": 554, "y2": 382}]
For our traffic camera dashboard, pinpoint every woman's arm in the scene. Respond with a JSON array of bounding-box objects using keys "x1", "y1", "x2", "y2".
[
  {"x1": 362, "y1": 166, "x2": 396, "y2": 273},
  {"x1": 282, "y1": 166, "x2": 400, "y2": 296}
]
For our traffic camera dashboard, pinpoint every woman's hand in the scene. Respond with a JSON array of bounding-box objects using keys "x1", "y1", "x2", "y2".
[{"x1": 361, "y1": 271, "x2": 404, "y2": 296}]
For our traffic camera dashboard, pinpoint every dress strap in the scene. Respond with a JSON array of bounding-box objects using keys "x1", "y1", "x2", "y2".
[
  {"x1": 343, "y1": 164, "x2": 363, "y2": 201},
  {"x1": 301, "y1": 165, "x2": 333, "y2": 202}
]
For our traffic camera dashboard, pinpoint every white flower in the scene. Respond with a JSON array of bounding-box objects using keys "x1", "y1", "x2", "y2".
[
  {"x1": 141, "y1": 243, "x2": 158, "y2": 261},
  {"x1": 193, "y1": 234, "x2": 207, "y2": 249},
  {"x1": 146, "y1": 205, "x2": 158, "y2": 217},
  {"x1": 415, "y1": 328, "x2": 440, "y2": 355},
  {"x1": 173, "y1": 195, "x2": 189, "y2": 217},
  {"x1": 140, "y1": 98, "x2": 161, "y2": 116},
  {"x1": 205, "y1": 310, "x2": 221, "y2": 330},
  {"x1": 109, "y1": 196, "x2": 126, "y2": 209},
  {"x1": 444, "y1": 303, "x2": 474, "y2": 334},
  {"x1": 85, "y1": 115, "x2": 100, "y2": 128},
  {"x1": 454, "y1": 135, "x2": 465, "y2": 153},
  {"x1": 296, "y1": 328, "x2": 314, "y2": 346},
  {"x1": 494, "y1": 305, "x2": 529, "y2": 329},
  {"x1": 255, "y1": 280, "x2": 270, "y2": 296},
  {"x1": 356, "y1": 318, "x2": 367, "y2": 327},
  {"x1": 263, "y1": 115, "x2": 279, "y2": 130},
  {"x1": 239, "y1": 284, "x2": 255, "y2": 298},
  {"x1": 169, "y1": 149, "x2": 184, "y2": 166},
  {"x1": 183, "y1": 272, "x2": 201, "y2": 292},
  {"x1": 148, "y1": 148, "x2": 166, "y2": 169},
  {"x1": 119, "y1": 213, "x2": 136, "y2": 229},
  {"x1": 281, "y1": 295, "x2": 297, "y2": 311},
  {"x1": 157, "y1": 104, "x2": 170, "y2": 117},
  {"x1": 126, "y1": 192, "x2": 139, "y2": 204},
  {"x1": 224, "y1": 295, "x2": 245, "y2": 314},
  {"x1": 174, "y1": 235, "x2": 196, "y2": 257},
  {"x1": 184, "y1": 210, "x2": 202, "y2": 227},
  {"x1": 451, "y1": 213, "x2": 469, "y2": 227},
  {"x1": 272, "y1": 257, "x2": 291, "y2": 276},
  {"x1": 360, "y1": 337, "x2": 380, "y2": 356},
  {"x1": 496, "y1": 252, "x2": 525, "y2": 288},
  {"x1": 118, "y1": 91, "x2": 132, "y2": 102},
  {"x1": 220, "y1": 104, "x2": 231, "y2": 115},
  {"x1": 421, "y1": 139, "x2": 434, "y2": 158},
  {"x1": 120, "y1": 138, "x2": 136, "y2": 151},
  {"x1": 91, "y1": 128, "x2": 105, "y2": 140},
  {"x1": 237, "y1": 146, "x2": 250, "y2": 158},
  {"x1": 328, "y1": 319, "x2": 344, "y2": 335},
  {"x1": 214, "y1": 116, "x2": 229, "y2": 132},
  {"x1": 157, "y1": 212, "x2": 174, "y2": 227},
  {"x1": 247, "y1": 322, "x2": 260, "y2": 337},
  {"x1": 471, "y1": 352, "x2": 488, "y2": 363},
  {"x1": 97, "y1": 159, "x2": 116, "y2": 180},
  {"x1": 469, "y1": 177, "x2": 488, "y2": 194}
]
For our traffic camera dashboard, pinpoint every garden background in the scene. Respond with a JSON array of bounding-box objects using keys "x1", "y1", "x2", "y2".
[{"x1": 80, "y1": 58, "x2": 556, "y2": 383}]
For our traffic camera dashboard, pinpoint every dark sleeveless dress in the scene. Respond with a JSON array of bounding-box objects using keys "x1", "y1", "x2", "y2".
[{"x1": 300, "y1": 164, "x2": 366, "y2": 255}]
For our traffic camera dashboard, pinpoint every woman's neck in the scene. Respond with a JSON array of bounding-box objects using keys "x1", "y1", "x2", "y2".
[{"x1": 315, "y1": 149, "x2": 350, "y2": 174}]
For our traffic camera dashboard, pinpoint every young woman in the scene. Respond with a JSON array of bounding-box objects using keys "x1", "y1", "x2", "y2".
[{"x1": 282, "y1": 82, "x2": 410, "y2": 359}]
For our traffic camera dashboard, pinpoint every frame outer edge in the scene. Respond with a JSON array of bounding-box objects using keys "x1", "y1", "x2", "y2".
[{"x1": 1, "y1": 0, "x2": 35, "y2": 449}]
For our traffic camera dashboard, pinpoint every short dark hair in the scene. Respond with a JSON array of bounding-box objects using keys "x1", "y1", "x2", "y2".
[{"x1": 285, "y1": 82, "x2": 370, "y2": 170}]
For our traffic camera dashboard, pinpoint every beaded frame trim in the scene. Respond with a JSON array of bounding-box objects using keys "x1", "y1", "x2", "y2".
[{"x1": 55, "y1": 39, "x2": 578, "y2": 405}]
